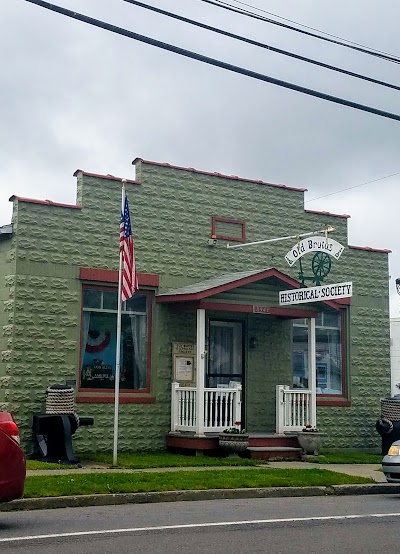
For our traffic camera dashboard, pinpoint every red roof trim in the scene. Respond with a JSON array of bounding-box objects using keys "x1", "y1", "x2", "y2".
[
  {"x1": 305, "y1": 209, "x2": 350, "y2": 219},
  {"x1": 156, "y1": 268, "x2": 341, "y2": 310},
  {"x1": 9, "y1": 195, "x2": 81, "y2": 209},
  {"x1": 73, "y1": 169, "x2": 139, "y2": 185},
  {"x1": 201, "y1": 302, "x2": 252, "y2": 313},
  {"x1": 79, "y1": 267, "x2": 159, "y2": 287},
  {"x1": 199, "y1": 301, "x2": 317, "y2": 318},
  {"x1": 132, "y1": 158, "x2": 307, "y2": 192},
  {"x1": 259, "y1": 306, "x2": 318, "y2": 318},
  {"x1": 349, "y1": 245, "x2": 391, "y2": 254}
]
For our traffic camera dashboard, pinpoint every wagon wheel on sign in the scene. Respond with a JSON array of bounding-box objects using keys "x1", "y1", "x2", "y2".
[{"x1": 311, "y1": 252, "x2": 331, "y2": 285}]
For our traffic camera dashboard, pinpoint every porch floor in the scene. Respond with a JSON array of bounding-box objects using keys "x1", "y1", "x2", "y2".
[{"x1": 166, "y1": 432, "x2": 303, "y2": 461}]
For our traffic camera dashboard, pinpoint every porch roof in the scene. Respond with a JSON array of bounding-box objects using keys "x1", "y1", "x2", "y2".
[
  {"x1": 156, "y1": 267, "x2": 343, "y2": 311},
  {"x1": 0, "y1": 224, "x2": 12, "y2": 241},
  {"x1": 157, "y1": 268, "x2": 275, "y2": 300}
]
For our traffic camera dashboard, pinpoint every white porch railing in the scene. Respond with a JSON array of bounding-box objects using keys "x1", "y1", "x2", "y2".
[
  {"x1": 171, "y1": 382, "x2": 242, "y2": 433},
  {"x1": 276, "y1": 385, "x2": 314, "y2": 433},
  {"x1": 171, "y1": 382, "x2": 313, "y2": 435}
]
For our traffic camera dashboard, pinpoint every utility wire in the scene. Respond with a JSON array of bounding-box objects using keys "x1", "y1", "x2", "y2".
[
  {"x1": 228, "y1": 0, "x2": 400, "y2": 60},
  {"x1": 306, "y1": 172, "x2": 400, "y2": 202},
  {"x1": 123, "y1": 0, "x2": 400, "y2": 92},
  {"x1": 21, "y1": 0, "x2": 400, "y2": 123},
  {"x1": 198, "y1": 0, "x2": 400, "y2": 64}
]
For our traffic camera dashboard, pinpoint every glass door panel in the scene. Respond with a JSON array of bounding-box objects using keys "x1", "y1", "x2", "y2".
[{"x1": 207, "y1": 320, "x2": 243, "y2": 388}]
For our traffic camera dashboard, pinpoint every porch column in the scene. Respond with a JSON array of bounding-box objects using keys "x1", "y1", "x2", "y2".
[
  {"x1": 307, "y1": 317, "x2": 317, "y2": 428},
  {"x1": 195, "y1": 308, "x2": 206, "y2": 436}
]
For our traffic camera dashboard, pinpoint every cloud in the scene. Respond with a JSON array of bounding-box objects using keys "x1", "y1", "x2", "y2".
[{"x1": 1, "y1": 0, "x2": 399, "y2": 313}]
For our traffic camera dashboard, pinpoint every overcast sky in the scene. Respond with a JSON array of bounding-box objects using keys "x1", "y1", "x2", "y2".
[{"x1": 1, "y1": 0, "x2": 400, "y2": 314}]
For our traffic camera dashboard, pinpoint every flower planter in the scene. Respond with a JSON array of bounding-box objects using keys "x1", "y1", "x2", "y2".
[
  {"x1": 296, "y1": 432, "x2": 324, "y2": 456},
  {"x1": 218, "y1": 433, "x2": 249, "y2": 456}
]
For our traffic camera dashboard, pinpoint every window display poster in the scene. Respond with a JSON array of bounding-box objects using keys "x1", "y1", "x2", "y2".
[{"x1": 81, "y1": 312, "x2": 116, "y2": 388}]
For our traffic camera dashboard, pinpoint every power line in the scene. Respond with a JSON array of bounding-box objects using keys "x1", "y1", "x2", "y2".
[
  {"x1": 197, "y1": 0, "x2": 400, "y2": 64},
  {"x1": 123, "y1": 0, "x2": 400, "y2": 92},
  {"x1": 229, "y1": 0, "x2": 400, "y2": 59},
  {"x1": 306, "y1": 172, "x2": 400, "y2": 202},
  {"x1": 21, "y1": 0, "x2": 400, "y2": 122},
  {"x1": 205, "y1": 0, "x2": 400, "y2": 62}
]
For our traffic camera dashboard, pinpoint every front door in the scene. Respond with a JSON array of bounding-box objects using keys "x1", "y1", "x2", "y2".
[{"x1": 207, "y1": 320, "x2": 244, "y2": 423}]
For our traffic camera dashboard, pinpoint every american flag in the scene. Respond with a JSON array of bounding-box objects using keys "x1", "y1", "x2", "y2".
[{"x1": 119, "y1": 192, "x2": 138, "y2": 302}]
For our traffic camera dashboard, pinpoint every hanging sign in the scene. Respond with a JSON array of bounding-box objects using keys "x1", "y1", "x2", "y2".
[
  {"x1": 279, "y1": 281, "x2": 352, "y2": 306},
  {"x1": 284, "y1": 236, "x2": 345, "y2": 267}
]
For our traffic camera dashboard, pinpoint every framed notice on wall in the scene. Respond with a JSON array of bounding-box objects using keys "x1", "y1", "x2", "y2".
[
  {"x1": 175, "y1": 357, "x2": 194, "y2": 381},
  {"x1": 172, "y1": 343, "x2": 196, "y2": 383}
]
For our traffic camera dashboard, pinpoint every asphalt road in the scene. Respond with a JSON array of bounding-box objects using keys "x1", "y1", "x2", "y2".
[{"x1": 2, "y1": 494, "x2": 400, "y2": 553}]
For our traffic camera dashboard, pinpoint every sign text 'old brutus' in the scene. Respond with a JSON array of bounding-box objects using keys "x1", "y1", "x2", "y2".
[{"x1": 285, "y1": 236, "x2": 345, "y2": 267}]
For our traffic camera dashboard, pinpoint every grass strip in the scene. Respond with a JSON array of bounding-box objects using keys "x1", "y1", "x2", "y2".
[
  {"x1": 26, "y1": 460, "x2": 77, "y2": 470},
  {"x1": 313, "y1": 452, "x2": 382, "y2": 464},
  {"x1": 24, "y1": 468, "x2": 373, "y2": 498},
  {"x1": 26, "y1": 451, "x2": 382, "y2": 471},
  {"x1": 79, "y1": 452, "x2": 263, "y2": 469}
]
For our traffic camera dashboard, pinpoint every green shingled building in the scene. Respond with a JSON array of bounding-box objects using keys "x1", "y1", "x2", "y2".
[{"x1": 0, "y1": 158, "x2": 391, "y2": 456}]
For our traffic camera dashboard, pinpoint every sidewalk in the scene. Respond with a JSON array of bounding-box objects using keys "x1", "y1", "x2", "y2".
[{"x1": 2, "y1": 461, "x2": 395, "y2": 513}]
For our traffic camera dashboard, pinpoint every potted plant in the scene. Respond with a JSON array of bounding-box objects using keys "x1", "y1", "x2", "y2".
[
  {"x1": 218, "y1": 422, "x2": 249, "y2": 456},
  {"x1": 296, "y1": 424, "x2": 324, "y2": 456}
]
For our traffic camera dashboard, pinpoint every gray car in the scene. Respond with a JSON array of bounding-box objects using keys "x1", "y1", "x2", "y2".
[{"x1": 382, "y1": 440, "x2": 400, "y2": 482}]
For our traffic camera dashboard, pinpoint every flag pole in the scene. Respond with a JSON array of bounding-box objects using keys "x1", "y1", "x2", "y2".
[{"x1": 113, "y1": 181, "x2": 126, "y2": 466}]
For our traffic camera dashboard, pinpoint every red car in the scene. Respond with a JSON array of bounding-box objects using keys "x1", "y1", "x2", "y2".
[{"x1": 0, "y1": 412, "x2": 26, "y2": 502}]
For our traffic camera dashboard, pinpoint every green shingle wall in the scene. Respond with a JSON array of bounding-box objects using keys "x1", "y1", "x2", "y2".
[
  {"x1": 0, "y1": 237, "x2": 15, "y2": 406},
  {"x1": 0, "y1": 160, "x2": 390, "y2": 453},
  {"x1": 246, "y1": 317, "x2": 292, "y2": 433}
]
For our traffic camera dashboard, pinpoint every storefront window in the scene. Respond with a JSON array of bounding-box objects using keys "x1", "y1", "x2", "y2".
[
  {"x1": 292, "y1": 312, "x2": 343, "y2": 395},
  {"x1": 80, "y1": 288, "x2": 149, "y2": 390}
]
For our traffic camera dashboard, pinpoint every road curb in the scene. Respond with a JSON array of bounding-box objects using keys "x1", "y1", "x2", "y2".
[{"x1": 1, "y1": 484, "x2": 400, "y2": 512}]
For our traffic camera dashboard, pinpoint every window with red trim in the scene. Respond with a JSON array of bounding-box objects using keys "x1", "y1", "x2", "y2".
[
  {"x1": 80, "y1": 286, "x2": 151, "y2": 392},
  {"x1": 211, "y1": 216, "x2": 245, "y2": 242},
  {"x1": 292, "y1": 311, "x2": 345, "y2": 396}
]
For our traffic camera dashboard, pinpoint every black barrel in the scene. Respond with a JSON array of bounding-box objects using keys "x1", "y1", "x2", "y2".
[{"x1": 376, "y1": 395, "x2": 400, "y2": 455}]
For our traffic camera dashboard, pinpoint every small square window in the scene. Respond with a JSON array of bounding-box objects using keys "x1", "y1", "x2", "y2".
[
  {"x1": 323, "y1": 312, "x2": 340, "y2": 328},
  {"x1": 83, "y1": 289, "x2": 101, "y2": 309},
  {"x1": 211, "y1": 217, "x2": 245, "y2": 242},
  {"x1": 103, "y1": 290, "x2": 118, "y2": 311},
  {"x1": 125, "y1": 294, "x2": 147, "y2": 314}
]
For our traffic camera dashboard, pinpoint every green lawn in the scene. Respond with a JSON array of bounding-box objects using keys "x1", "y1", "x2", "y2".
[
  {"x1": 81, "y1": 451, "x2": 383, "y2": 467},
  {"x1": 313, "y1": 452, "x2": 382, "y2": 464},
  {"x1": 26, "y1": 460, "x2": 77, "y2": 470},
  {"x1": 26, "y1": 451, "x2": 383, "y2": 472},
  {"x1": 23, "y1": 468, "x2": 373, "y2": 498},
  {"x1": 79, "y1": 452, "x2": 263, "y2": 469},
  {"x1": 25, "y1": 452, "x2": 262, "y2": 472}
]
